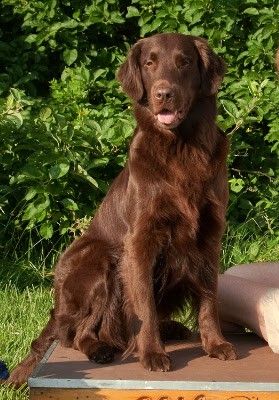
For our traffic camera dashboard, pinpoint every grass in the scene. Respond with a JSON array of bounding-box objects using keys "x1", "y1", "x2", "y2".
[
  {"x1": 221, "y1": 219, "x2": 279, "y2": 271},
  {"x1": 0, "y1": 221, "x2": 278, "y2": 400},
  {"x1": 0, "y1": 285, "x2": 53, "y2": 400}
]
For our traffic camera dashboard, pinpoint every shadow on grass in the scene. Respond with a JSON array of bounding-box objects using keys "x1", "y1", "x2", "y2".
[{"x1": 0, "y1": 259, "x2": 53, "y2": 291}]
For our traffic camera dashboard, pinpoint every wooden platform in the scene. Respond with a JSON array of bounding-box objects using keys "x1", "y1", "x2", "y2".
[{"x1": 29, "y1": 333, "x2": 279, "y2": 400}]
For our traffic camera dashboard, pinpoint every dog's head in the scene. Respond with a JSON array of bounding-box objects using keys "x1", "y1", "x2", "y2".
[{"x1": 117, "y1": 33, "x2": 225, "y2": 130}]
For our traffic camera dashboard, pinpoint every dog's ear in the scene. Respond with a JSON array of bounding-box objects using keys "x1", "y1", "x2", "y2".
[
  {"x1": 117, "y1": 41, "x2": 143, "y2": 101},
  {"x1": 194, "y1": 37, "x2": 226, "y2": 96}
]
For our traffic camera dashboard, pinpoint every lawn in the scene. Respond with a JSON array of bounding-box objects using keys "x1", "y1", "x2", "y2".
[
  {"x1": 0, "y1": 223, "x2": 278, "y2": 400},
  {"x1": 0, "y1": 285, "x2": 53, "y2": 400}
]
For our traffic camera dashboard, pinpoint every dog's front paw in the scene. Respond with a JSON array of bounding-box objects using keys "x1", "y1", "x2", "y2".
[
  {"x1": 209, "y1": 341, "x2": 237, "y2": 361},
  {"x1": 141, "y1": 351, "x2": 171, "y2": 371}
]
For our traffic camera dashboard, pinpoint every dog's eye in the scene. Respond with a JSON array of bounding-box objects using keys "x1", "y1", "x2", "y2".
[{"x1": 145, "y1": 60, "x2": 153, "y2": 67}]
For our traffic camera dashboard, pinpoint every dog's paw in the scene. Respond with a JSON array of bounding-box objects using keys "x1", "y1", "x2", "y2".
[
  {"x1": 5, "y1": 369, "x2": 27, "y2": 389},
  {"x1": 141, "y1": 351, "x2": 171, "y2": 372},
  {"x1": 89, "y1": 344, "x2": 114, "y2": 364},
  {"x1": 209, "y1": 341, "x2": 237, "y2": 361}
]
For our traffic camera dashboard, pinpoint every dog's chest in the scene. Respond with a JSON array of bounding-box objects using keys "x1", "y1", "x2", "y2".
[{"x1": 157, "y1": 149, "x2": 210, "y2": 214}]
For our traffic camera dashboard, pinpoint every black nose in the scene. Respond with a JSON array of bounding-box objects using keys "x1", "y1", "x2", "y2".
[{"x1": 155, "y1": 87, "x2": 174, "y2": 101}]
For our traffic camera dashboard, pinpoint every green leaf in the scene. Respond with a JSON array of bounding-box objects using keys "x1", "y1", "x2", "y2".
[
  {"x1": 89, "y1": 157, "x2": 109, "y2": 168},
  {"x1": 6, "y1": 113, "x2": 23, "y2": 128},
  {"x1": 25, "y1": 34, "x2": 37, "y2": 44},
  {"x1": 190, "y1": 26, "x2": 204, "y2": 36},
  {"x1": 221, "y1": 100, "x2": 239, "y2": 119},
  {"x1": 59, "y1": 221, "x2": 70, "y2": 235},
  {"x1": 63, "y1": 49, "x2": 78, "y2": 66},
  {"x1": 10, "y1": 88, "x2": 22, "y2": 101},
  {"x1": 62, "y1": 198, "x2": 79, "y2": 211},
  {"x1": 40, "y1": 221, "x2": 54, "y2": 239},
  {"x1": 126, "y1": 6, "x2": 140, "y2": 18},
  {"x1": 93, "y1": 69, "x2": 106, "y2": 81},
  {"x1": 249, "y1": 242, "x2": 260, "y2": 258},
  {"x1": 115, "y1": 154, "x2": 127, "y2": 166},
  {"x1": 244, "y1": 8, "x2": 259, "y2": 15},
  {"x1": 49, "y1": 163, "x2": 70, "y2": 179},
  {"x1": 40, "y1": 107, "x2": 52, "y2": 120},
  {"x1": 6, "y1": 94, "x2": 14, "y2": 108},
  {"x1": 24, "y1": 187, "x2": 37, "y2": 201},
  {"x1": 76, "y1": 164, "x2": 99, "y2": 188},
  {"x1": 22, "y1": 196, "x2": 50, "y2": 221},
  {"x1": 34, "y1": 209, "x2": 47, "y2": 223},
  {"x1": 149, "y1": 18, "x2": 163, "y2": 33},
  {"x1": 229, "y1": 178, "x2": 245, "y2": 193}
]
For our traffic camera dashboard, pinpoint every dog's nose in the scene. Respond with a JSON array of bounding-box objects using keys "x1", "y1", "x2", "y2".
[{"x1": 155, "y1": 87, "x2": 173, "y2": 101}]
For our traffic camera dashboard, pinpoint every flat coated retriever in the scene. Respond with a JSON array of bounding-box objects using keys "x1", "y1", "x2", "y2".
[{"x1": 8, "y1": 33, "x2": 237, "y2": 387}]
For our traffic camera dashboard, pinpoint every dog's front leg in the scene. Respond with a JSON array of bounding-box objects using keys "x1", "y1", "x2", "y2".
[
  {"x1": 199, "y1": 292, "x2": 237, "y2": 360},
  {"x1": 121, "y1": 233, "x2": 171, "y2": 371},
  {"x1": 197, "y1": 176, "x2": 237, "y2": 360},
  {"x1": 197, "y1": 223, "x2": 237, "y2": 360}
]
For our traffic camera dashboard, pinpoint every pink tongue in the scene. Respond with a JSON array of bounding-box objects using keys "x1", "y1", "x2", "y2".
[{"x1": 157, "y1": 111, "x2": 176, "y2": 125}]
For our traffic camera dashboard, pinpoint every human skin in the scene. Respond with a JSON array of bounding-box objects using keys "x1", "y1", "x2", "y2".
[{"x1": 218, "y1": 262, "x2": 279, "y2": 352}]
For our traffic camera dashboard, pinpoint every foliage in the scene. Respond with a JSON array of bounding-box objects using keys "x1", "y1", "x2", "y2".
[{"x1": 0, "y1": 0, "x2": 278, "y2": 259}]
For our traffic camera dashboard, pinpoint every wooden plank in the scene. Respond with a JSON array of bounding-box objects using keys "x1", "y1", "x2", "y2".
[
  {"x1": 30, "y1": 334, "x2": 279, "y2": 387},
  {"x1": 29, "y1": 334, "x2": 279, "y2": 400},
  {"x1": 30, "y1": 388, "x2": 279, "y2": 400}
]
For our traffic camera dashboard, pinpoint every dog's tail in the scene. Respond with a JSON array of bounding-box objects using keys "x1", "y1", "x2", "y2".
[{"x1": 6, "y1": 309, "x2": 56, "y2": 388}]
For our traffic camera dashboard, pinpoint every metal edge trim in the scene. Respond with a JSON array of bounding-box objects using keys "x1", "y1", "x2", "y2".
[
  {"x1": 28, "y1": 340, "x2": 59, "y2": 382},
  {"x1": 28, "y1": 378, "x2": 279, "y2": 392}
]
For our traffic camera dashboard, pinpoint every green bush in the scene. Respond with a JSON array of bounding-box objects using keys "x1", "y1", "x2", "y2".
[{"x1": 0, "y1": 0, "x2": 278, "y2": 259}]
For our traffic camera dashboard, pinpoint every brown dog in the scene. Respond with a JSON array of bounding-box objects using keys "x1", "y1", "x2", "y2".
[{"x1": 8, "y1": 33, "x2": 236, "y2": 387}]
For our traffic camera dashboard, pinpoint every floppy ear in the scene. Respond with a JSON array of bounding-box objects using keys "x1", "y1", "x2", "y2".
[
  {"x1": 194, "y1": 37, "x2": 226, "y2": 96},
  {"x1": 117, "y1": 41, "x2": 144, "y2": 101}
]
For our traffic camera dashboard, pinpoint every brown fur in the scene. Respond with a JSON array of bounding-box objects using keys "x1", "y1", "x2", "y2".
[{"x1": 8, "y1": 33, "x2": 237, "y2": 387}]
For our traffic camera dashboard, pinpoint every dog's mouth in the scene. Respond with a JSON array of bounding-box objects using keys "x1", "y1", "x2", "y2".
[
  {"x1": 157, "y1": 110, "x2": 177, "y2": 124},
  {"x1": 155, "y1": 109, "x2": 183, "y2": 129}
]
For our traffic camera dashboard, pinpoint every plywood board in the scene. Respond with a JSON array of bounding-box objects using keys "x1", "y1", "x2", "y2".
[{"x1": 29, "y1": 334, "x2": 279, "y2": 399}]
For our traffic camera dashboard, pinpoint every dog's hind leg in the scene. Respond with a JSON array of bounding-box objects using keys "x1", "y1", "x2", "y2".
[
  {"x1": 7, "y1": 310, "x2": 56, "y2": 388},
  {"x1": 73, "y1": 272, "x2": 125, "y2": 364},
  {"x1": 74, "y1": 313, "x2": 116, "y2": 364},
  {"x1": 56, "y1": 237, "x2": 119, "y2": 364}
]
